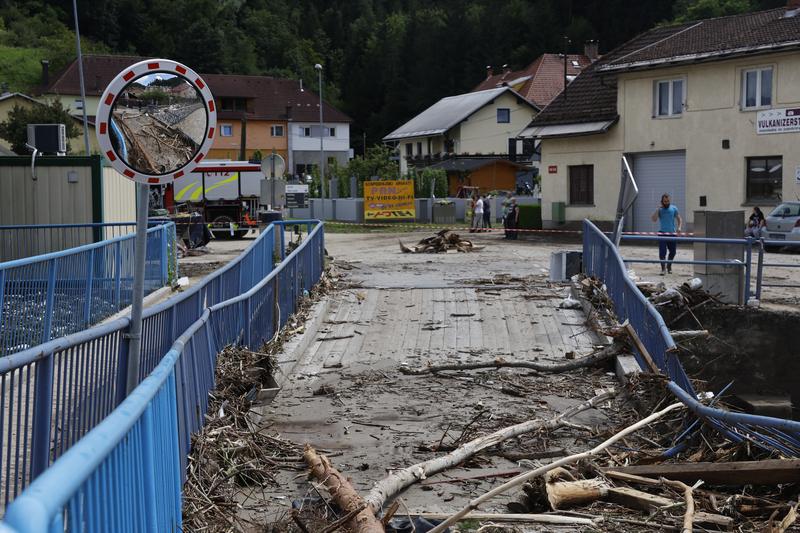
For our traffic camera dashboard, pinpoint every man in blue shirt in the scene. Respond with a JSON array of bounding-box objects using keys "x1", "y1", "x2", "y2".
[{"x1": 650, "y1": 193, "x2": 682, "y2": 275}]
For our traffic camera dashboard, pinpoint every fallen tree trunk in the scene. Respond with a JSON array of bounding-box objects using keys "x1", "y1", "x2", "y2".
[
  {"x1": 406, "y1": 512, "x2": 600, "y2": 527},
  {"x1": 364, "y1": 390, "x2": 616, "y2": 512},
  {"x1": 400, "y1": 344, "x2": 623, "y2": 375},
  {"x1": 303, "y1": 445, "x2": 385, "y2": 533},
  {"x1": 427, "y1": 401, "x2": 686, "y2": 533}
]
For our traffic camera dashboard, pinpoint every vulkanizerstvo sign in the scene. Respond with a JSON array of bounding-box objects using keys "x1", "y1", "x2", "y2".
[
  {"x1": 364, "y1": 180, "x2": 416, "y2": 220},
  {"x1": 757, "y1": 107, "x2": 800, "y2": 135}
]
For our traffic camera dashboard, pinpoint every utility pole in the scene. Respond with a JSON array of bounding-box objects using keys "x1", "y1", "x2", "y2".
[
  {"x1": 72, "y1": 0, "x2": 90, "y2": 154},
  {"x1": 315, "y1": 63, "x2": 325, "y2": 199}
]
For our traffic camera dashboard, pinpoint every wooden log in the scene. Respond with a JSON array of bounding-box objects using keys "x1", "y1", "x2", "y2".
[
  {"x1": 427, "y1": 402, "x2": 686, "y2": 533},
  {"x1": 405, "y1": 512, "x2": 599, "y2": 527},
  {"x1": 303, "y1": 445, "x2": 385, "y2": 533},
  {"x1": 364, "y1": 390, "x2": 616, "y2": 512},
  {"x1": 623, "y1": 321, "x2": 661, "y2": 374},
  {"x1": 670, "y1": 330, "x2": 710, "y2": 341},
  {"x1": 660, "y1": 478, "x2": 698, "y2": 533},
  {"x1": 400, "y1": 344, "x2": 623, "y2": 375},
  {"x1": 546, "y1": 477, "x2": 609, "y2": 510},
  {"x1": 605, "y1": 487, "x2": 732, "y2": 529},
  {"x1": 600, "y1": 459, "x2": 800, "y2": 486}
]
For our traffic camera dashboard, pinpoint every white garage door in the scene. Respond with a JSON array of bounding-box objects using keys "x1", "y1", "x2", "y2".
[{"x1": 631, "y1": 151, "x2": 686, "y2": 232}]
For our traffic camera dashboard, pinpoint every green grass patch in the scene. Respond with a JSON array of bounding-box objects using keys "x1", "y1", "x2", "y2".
[{"x1": 0, "y1": 46, "x2": 48, "y2": 93}]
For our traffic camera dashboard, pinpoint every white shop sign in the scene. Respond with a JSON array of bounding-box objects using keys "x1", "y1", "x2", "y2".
[{"x1": 757, "y1": 107, "x2": 800, "y2": 135}]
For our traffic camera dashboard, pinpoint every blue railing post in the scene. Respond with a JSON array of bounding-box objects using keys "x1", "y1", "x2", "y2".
[
  {"x1": 114, "y1": 241, "x2": 123, "y2": 308},
  {"x1": 41, "y1": 259, "x2": 58, "y2": 344},
  {"x1": 744, "y1": 237, "x2": 752, "y2": 304},
  {"x1": 31, "y1": 352, "x2": 54, "y2": 478},
  {"x1": 160, "y1": 227, "x2": 169, "y2": 287},
  {"x1": 244, "y1": 298, "x2": 252, "y2": 348},
  {"x1": 279, "y1": 225, "x2": 286, "y2": 260},
  {"x1": 141, "y1": 405, "x2": 160, "y2": 532},
  {"x1": 84, "y1": 249, "x2": 95, "y2": 327},
  {"x1": 756, "y1": 241, "x2": 765, "y2": 301}
]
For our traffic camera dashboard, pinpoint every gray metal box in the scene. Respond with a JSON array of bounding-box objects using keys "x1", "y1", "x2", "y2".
[{"x1": 693, "y1": 210, "x2": 744, "y2": 304}]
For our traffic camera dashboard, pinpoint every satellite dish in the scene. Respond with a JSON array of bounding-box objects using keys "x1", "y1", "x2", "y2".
[{"x1": 261, "y1": 153, "x2": 286, "y2": 178}]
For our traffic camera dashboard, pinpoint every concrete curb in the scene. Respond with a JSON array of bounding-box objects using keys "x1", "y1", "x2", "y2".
[{"x1": 273, "y1": 296, "x2": 331, "y2": 390}]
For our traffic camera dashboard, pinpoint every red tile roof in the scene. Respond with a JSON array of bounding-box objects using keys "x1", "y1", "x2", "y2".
[
  {"x1": 472, "y1": 54, "x2": 592, "y2": 108},
  {"x1": 42, "y1": 55, "x2": 351, "y2": 122}
]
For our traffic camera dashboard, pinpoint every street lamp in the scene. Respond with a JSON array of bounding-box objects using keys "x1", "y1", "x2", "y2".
[{"x1": 315, "y1": 63, "x2": 326, "y2": 199}]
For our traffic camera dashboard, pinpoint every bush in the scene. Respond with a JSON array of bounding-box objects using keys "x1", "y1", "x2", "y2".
[{"x1": 517, "y1": 204, "x2": 542, "y2": 230}]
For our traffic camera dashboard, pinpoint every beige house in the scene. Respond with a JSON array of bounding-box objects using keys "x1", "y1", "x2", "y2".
[
  {"x1": 524, "y1": 6, "x2": 800, "y2": 230},
  {"x1": 383, "y1": 87, "x2": 538, "y2": 175}
]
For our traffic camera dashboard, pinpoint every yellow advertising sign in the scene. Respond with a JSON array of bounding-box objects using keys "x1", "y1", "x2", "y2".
[{"x1": 364, "y1": 180, "x2": 416, "y2": 220}]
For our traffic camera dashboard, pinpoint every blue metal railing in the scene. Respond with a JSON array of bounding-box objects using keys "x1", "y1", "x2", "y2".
[
  {"x1": 584, "y1": 220, "x2": 800, "y2": 457},
  {"x1": 0, "y1": 223, "x2": 140, "y2": 262},
  {"x1": 0, "y1": 220, "x2": 323, "y2": 531},
  {"x1": 0, "y1": 223, "x2": 177, "y2": 357}
]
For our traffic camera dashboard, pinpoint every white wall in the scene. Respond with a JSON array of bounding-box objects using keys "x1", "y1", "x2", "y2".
[{"x1": 290, "y1": 122, "x2": 350, "y2": 152}]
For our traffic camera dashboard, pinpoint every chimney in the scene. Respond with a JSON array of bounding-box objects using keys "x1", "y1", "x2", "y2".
[
  {"x1": 299, "y1": 79, "x2": 304, "y2": 92},
  {"x1": 40, "y1": 60, "x2": 50, "y2": 87},
  {"x1": 485, "y1": 65, "x2": 493, "y2": 78},
  {"x1": 584, "y1": 40, "x2": 599, "y2": 61}
]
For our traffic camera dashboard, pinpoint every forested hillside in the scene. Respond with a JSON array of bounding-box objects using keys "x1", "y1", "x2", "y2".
[{"x1": 0, "y1": 0, "x2": 786, "y2": 147}]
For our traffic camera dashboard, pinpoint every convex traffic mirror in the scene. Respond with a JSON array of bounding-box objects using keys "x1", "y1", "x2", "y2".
[{"x1": 96, "y1": 59, "x2": 216, "y2": 184}]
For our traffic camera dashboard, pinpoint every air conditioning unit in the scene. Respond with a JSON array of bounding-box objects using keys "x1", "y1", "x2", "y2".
[{"x1": 26, "y1": 124, "x2": 67, "y2": 154}]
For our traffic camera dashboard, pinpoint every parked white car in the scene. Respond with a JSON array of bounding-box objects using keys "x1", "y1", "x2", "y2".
[{"x1": 764, "y1": 201, "x2": 800, "y2": 242}]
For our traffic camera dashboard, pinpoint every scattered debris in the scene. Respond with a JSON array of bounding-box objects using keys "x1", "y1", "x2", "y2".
[{"x1": 399, "y1": 230, "x2": 482, "y2": 253}]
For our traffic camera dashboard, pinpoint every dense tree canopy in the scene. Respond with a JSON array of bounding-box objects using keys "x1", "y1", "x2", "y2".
[{"x1": 0, "y1": 0, "x2": 786, "y2": 150}]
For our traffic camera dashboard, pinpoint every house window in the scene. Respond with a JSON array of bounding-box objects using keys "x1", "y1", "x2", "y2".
[
  {"x1": 220, "y1": 124, "x2": 233, "y2": 137},
  {"x1": 746, "y1": 156, "x2": 782, "y2": 203},
  {"x1": 220, "y1": 97, "x2": 248, "y2": 112},
  {"x1": 654, "y1": 79, "x2": 684, "y2": 117},
  {"x1": 300, "y1": 127, "x2": 312, "y2": 137},
  {"x1": 328, "y1": 127, "x2": 336, "y2": 137},
  {"x1": 271, "y1": 125, "x2": 284, "y2": 137},
  {"x1": 742, "y1": 67, "x2": 773, "y2": 109},
  {"x1": 417, "y1": 142, "x2": 422, "y2": 155},
  {"x1": 405, "y1": 143, "x2": 413, "y2": 157},
  {"x1": 568, "y1": 165, "x2": 594, "y2": 205},
  {"x1": 497, "y1": 108, "x2": 510, "y2": 123}
]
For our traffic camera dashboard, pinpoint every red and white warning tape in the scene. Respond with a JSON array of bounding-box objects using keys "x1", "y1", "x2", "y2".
[{"x1": 319, "y1": 220, "x2": 694, "y2": 237}]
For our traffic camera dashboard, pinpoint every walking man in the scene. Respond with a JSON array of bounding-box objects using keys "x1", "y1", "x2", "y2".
[
  {"x1": 651, "y1": 193, "x2": 682, "y2": 275},
  {"x1": 482, "y1": 194, "x2": 492, "y2": 229}
]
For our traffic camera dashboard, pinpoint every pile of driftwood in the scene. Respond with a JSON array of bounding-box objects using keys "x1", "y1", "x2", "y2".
[
  {"x1": 399, "y1": 230, "x2": 481, "y2": 253},
  {"x1": 182, "y1": 268, "x2": 336, "y2": 531}
]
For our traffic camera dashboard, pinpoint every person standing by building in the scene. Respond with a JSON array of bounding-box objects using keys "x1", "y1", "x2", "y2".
[
  {"x1": 482, "y1": 194, "x2": 492, "y2": 229},
  {"x1": 505, "y1": 198, "x2": 519, "y2": 239},
  {"x1": 651, "y1": 193, "x2": 682, "y2": 275},
  {"x1": 745, "y1": 206, "x2": 766, "y2": 239},
  {"x1": 472, "y1": 194, "x2": 484, "y2": 231}
]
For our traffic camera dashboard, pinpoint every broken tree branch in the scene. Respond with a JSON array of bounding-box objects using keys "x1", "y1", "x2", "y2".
[
  {"x1": 400, "y1": 344, "x2": 623, "y2": 375},
  {"x1": 427, "y1": 401, "x2": 686, "y2": 533},
  {"x1": 660, "y1": 478, "x2": 700, "y2": 533},
  {"x1": 364, "y1": 390, "x2": 616, "y2": 512},
  {"x1": 303, "y1": 445, "x2": 385, "y2": 533},
  {"x1": 407, "y1": 512, "x2": 600, "y2": 527}
]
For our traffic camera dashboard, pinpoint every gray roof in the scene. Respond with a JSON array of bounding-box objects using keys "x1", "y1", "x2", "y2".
[{"x1": 383, "y1": 87, "x2": 536, "y2": 141}]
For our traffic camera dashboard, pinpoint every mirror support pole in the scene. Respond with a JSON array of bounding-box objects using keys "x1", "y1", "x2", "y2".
[{"x1": 126, "y1": 182, "x2": 150, "y2": 394}]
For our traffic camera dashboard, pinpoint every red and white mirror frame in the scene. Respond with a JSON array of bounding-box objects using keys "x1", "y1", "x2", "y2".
[{"x1": 95, "y1": 58, "x2": 217, "y2": 185}]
